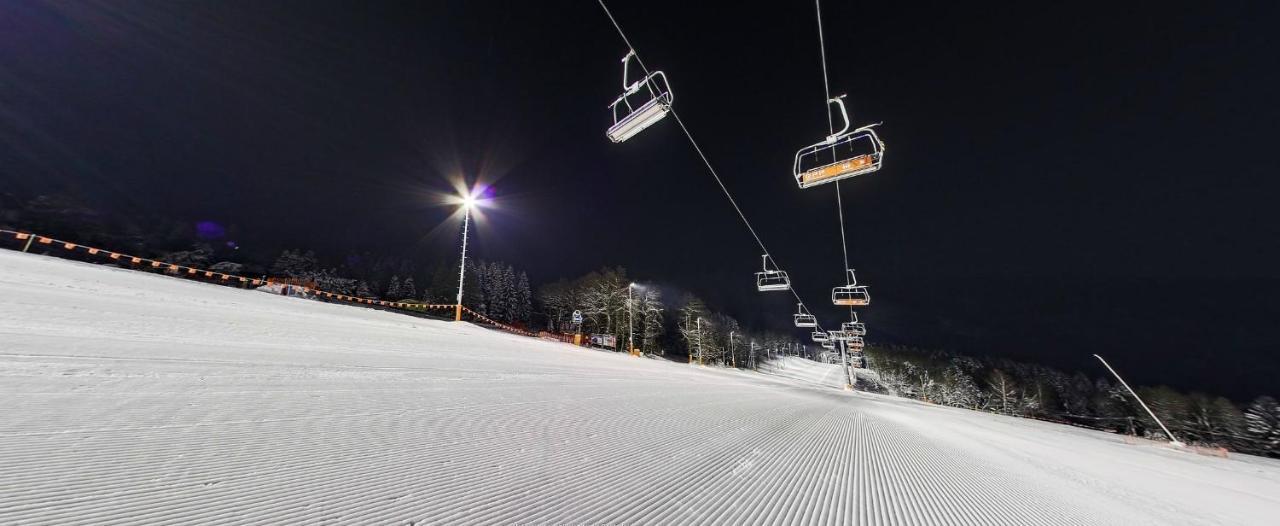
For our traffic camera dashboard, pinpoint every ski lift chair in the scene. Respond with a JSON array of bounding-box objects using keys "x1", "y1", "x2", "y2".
[
  {"x1": 848, "y1": 336, "x2": 865, "y2": 352},
  {"x1": 794, "y1": 96, "x2": 885, "y2": 189},
  {"x1": 821, "y1": 341, "x2": 835, "y2": 350},
  {"x1": 811, "y1": 331, "x2": 830, "y2": 343},
  {"x1": 832, "y1": 269, "x2": 870, "y2": 306},
  {"x1": 607, "y1": 51, "x2": 673, "y2": 143},
  {"x1": 827, "y1": 330, "x2": 850, "y2": 342},
  {"x1": 842, "y1": 321, "x2": 866, "y2": 336},
  {"x1": 794, "y1": 304, "x2": 818, "y2": 328},
  {"x1": 756, "y1": 255, "x2": 791, "y2": 291}
]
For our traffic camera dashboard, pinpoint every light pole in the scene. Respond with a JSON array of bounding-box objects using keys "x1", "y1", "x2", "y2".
[
  {"x1": 839, "y1": 340, "x2": 853, "y2": 390},
  {"x1": 1094, "y1": 354, "x2": 1183, "y2": 446},
  {"x1": 454, "y1": 195, "x2": 477, "y2": 322},
  {"x1": 749, "y1": 340, "x2": 756, "y2": 370},
  {"x1": 627, "y1": 283, "x2": 639, "y2": 356}
]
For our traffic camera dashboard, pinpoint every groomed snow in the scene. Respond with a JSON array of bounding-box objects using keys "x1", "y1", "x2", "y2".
[{"x1": 2, "y1": 250, "x2": 1279, "y2": 525}]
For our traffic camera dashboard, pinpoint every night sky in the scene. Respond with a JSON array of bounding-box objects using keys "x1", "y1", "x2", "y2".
[{"x1": 2, "y1": 1, "x2": 1278, "y2": 399}]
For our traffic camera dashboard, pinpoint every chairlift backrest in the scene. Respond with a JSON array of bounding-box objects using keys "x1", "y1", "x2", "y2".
[
  {"x1": 607, "y1": 51, "x2": 673, "y2": 143},
  {"x1": 832, "y1": 285, "x2": 870, "y2": 306},
  {"x1": 794, "y1": 314, "x2": 817, "y2": 328},
  {"x1": 843, "y1": 321, "x2": 866, "y2": 336}
]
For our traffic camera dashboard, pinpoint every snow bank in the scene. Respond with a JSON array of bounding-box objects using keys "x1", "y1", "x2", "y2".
[{"x1": 2, "y1": 250, "x2": 1279, "y2": 524}]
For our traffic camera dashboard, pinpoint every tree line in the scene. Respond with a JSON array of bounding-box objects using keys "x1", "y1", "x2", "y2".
[
  {"x1": 865, "y1": 345, "x2": 1280, "y2": 457},
  {"x1": 538, "y1": 266, "x2": 803, "y2": 363}
]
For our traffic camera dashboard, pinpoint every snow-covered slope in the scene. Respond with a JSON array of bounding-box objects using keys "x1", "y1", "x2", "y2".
[
  {"x1": 757, "y1": 355, "x2": 848, "y2": 389},
  {"x1": 2, "y1": 250, "x2": 1279, "y2": 525}
]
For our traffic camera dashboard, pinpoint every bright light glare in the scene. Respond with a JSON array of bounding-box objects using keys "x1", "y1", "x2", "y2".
[{"x1": 463, "y1": 196, "x2": 478, "y2": 209}]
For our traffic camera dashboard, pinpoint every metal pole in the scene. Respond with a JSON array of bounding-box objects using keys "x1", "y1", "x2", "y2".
[
  {"x1": 1093, "y1": 354, "x2": 1183, "y2": 446},
  {"x1": 21, "y1": 235, "x2": 35, "y2": 253},
  {"x1": 628, "y1": 284, "x2": 634, "y2": 355},
  {"x1": 454, "y1": 205, "x2": 471, "y2": 322},
  {"x1": 839, "y1": 340, "x2": 854, "y2": 390}
]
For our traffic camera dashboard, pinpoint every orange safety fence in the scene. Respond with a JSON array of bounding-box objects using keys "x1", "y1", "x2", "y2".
[{"x1": 0, "y1": 229, "x2": 542, "y2": 340}]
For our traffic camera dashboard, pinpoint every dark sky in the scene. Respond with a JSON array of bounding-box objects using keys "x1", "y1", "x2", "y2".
[{"x1": 2, "y1": 1, "x2": 1278, "y2": 399}]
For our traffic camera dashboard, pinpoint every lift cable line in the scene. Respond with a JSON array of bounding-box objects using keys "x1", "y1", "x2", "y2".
[
  {"x1": 812, "y1": 0, "x2": 871, "y2": 387},
  {"x1": 813, "y1": 0, "x2": 873, "y2": 321},
  {"x1": 596, "y1": 0, "x2": 828, "y2": 333},
  {"x1": 814, "y1": 0, "x2": 852, "y2": 284}
]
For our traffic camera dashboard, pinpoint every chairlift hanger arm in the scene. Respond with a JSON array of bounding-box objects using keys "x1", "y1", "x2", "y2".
[{"x1": 826, "y1": 95, "x2": 851, "y2": 143}]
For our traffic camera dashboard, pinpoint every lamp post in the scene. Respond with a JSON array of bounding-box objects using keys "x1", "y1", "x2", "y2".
[
  {"x1": 627, "y1": 282, "x2": 638, "y2": 356},
  {"x1": 454, "y1": 195, "x2": 477, "y2": 322}
]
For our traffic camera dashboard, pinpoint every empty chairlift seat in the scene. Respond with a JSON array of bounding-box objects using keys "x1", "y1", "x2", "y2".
[
  {"x1": 842, "y1": 321, "x2": 866, "y2": 336},
  {"x1": 756, "y1": 255, "x2": 791, "y2": 292},
  {"x1": 607, "y1": 50, "x2": 673, "y2": 143},
  {"x1": 847, "y1": 336, "x2": 866, "y2": 352},
  {"x1": 832, "y1": 269, "x2": 871, "y2": 307},
  {"x1": 794, "y1": 304, "x2": 818, "y2": 328},
  {"x1": 794, "y1": 96, "x2": 885, "y2": 189},
  {"x1": 811, "y1": 331, "x2": 830, "y2": 343}
]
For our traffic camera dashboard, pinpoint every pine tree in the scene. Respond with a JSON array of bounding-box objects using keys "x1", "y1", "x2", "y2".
[
  {"x1": 271, "y1": 249, "x2": 319, "y2": 278},
  {"x1": 464, "y1": 262, "x2": 484, "y2": 313},
  {"x1": 429, "y1": 262, "x2": 455, "y2": 303},
  {"x1": 516, "y1": 271, "x2": 532, "y2": 325},
  {"x1": 501, "y1": 265, "x2": 518, "y2": 323},
  {"x1": 356, "y1": 280, "x2": 373, "y2": 299},
  {"x1": 386, "y1": 275, "x2": 402, "y2": 299},
  {"x1": 401, "y1": 277, "x2": 416, "y2": 300}
]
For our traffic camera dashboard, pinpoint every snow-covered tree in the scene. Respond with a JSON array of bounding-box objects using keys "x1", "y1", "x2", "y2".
[
  {"x1": 209, "y1": 261, "x2": 244, "y2": 274},
  {"x1": 1244, "y1": 396, "x2": 1280, "y2": 456},
  {"x1": 161, "y1": 243, "x2": 213, "y2": 267},
  {"x1": 429, "y1": 262, "x2": 456, "y2": 303},
  {"x1": 639, "y1": 288, "x2": 664, "y2": 355},
  {"x1": 501, "y1": 265, "x2": 518, "y2": 323},
  {"x1": 356, "y1": 280, "x2": 374, "y2": 299},
  {"x1": 986, "y1": 369, "x2": 1019, "y2": 415},
  {"x1": 941, "y1": 362, "x2": 981, "y2": 409},
  {"x1": 538, "y1": 279, "x2": 575, "y2": 332},
  {"x1": 401, "y1": 277, "x2": 416, "y2": 300},
  {"x1": 677, "y1": 296, "x2": 714, "y2": 362},
  {"x1": 515, "y1": 272, "x2": 532, "y2": 325},
  {"x1": 386, "y1": 275, "x2": 403, "y2": 299},
  {"x1": 271, "y1": 249, "x2": 319, "y2": 278}
]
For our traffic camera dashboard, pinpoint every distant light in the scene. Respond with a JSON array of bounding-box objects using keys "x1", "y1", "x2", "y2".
[
  {"x1": 463, "y1": 196, "x2": 478, "y2": 209},
  {"x1": 196, "y1": 221, "x2": 226, "y2": 240}
]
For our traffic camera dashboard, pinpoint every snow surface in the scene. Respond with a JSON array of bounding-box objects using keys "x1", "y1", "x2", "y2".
[{"x1": 2, "y1": 249, "x2": 1279, "y2": 525}]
